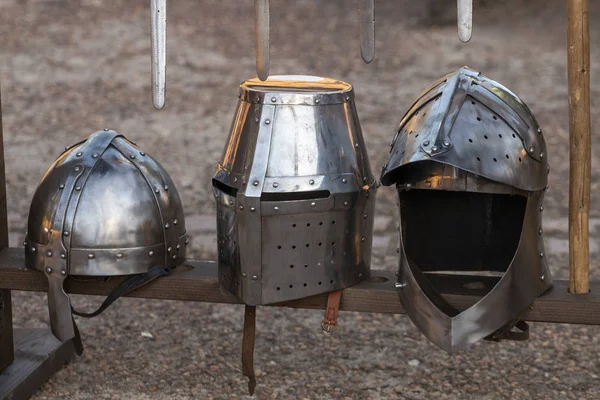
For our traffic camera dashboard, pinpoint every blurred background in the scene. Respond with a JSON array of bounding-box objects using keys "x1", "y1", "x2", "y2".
[{"x1": 1, "y1": 0, "x2": 600, "y2": 399}]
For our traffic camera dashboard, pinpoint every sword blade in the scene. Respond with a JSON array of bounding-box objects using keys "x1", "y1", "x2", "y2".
[
  {"x1": 359, "y1": 0, "x2": 375, "y2": 63},
  {"x1": 254, "y1": 0, "x2": 270, "y2": 81},
  {"x1": 457, "y1": 0, "x2": 473, "y2": 43},
  {"x1": 151, "y1": 0, "x2": 167, "y2": 109}
]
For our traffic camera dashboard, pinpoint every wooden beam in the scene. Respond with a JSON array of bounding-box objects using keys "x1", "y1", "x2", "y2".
[
  {"x1": 0, "y1": 79, "x2": 14, "y2": 374},
  {"x1": 567, "y1": 0, "x2": 591, "y2": 294},
  {"x1": 0, "y1": 329, "x2": 74, "y2": 400},
  {"x1": 0, "y1": 248, "x2": 599, "y2": 325}
]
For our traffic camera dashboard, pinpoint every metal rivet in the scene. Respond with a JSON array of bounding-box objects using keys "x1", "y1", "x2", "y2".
[
  {"x1": 185, "y1": 237, "x2": 190, "y2": 245},
  {"x1": 529, "y1": 146, "x2": 535, "y2": 153},
  {"x1": 406, "y1": 183, "x2": 412, "y2": 189},
  {"x1": 254, "y1": 117, "x2": 259, "y2": 123},
  {"x1": 239, "y1": 205, "x2": 244, "y2": 210},
  {"x1": 74, "y1": 166, "x2": 81, "y2": 172},
  {"x1": 172, "y1": 255, "x2": 177, "y2": 260},
  {"x1": 75, "y1": 186, "x2": 81, "y2": 191},
  {"x1": 431, "y1": 146, "x2": 438, "y2": 151},
  {"x1": 31, "y1": 247, "x2": 36, "y2": 252},
  {"x1": 539, "y1": 228, "x2": 543, "y2": 235},
  {"x1": 395, "y1": 282, "x2": 407, "y2": 289},
  {"x1": 173, "y1": 219, "x2": 178, "y2": 225},
  {"x1": 342, "y1": 178, "x2": 347, "y2": 184},
  {"x1": 116, "y1": 253, "x2": 123, "y2": 259},
  {"x1": 65, "y1": 146, "x2": 70, "y2": 151},
  {"x1": 537, "y1": 127, "x2": 542, "y2": 134},
  {"x1": 242, "y1": 272, "x2": 247, "y2": 278},
  {"x1": 265, "y1": 119, "x2": 271, "y2": 125},
  {"x1": 60, "y1": 270, "x2": 66, "y2": 276},
  {"x1": 344, "y1": 201, "x2": 348, "y2": 207},
  {"x1": 23, "y1": 241, "x2": 27, "y2": 246},
  {"x1": 140, "y1": 152, "x2": 146, "y2": 156},
  {"x1": 273, "y1": 182, "x2": 279, "y2": 188},
  {"x1": 168, "y1": 247, "x2": 172, "y2": 253},
  {"x1": 256, "y1": 96, "x2": 261, "y2": 102},
  {"x1": 540, "y1": 206, "x2": 544, "y2": 212},
  {"x1": 250, "y1": 207, "x2": 256, "y2": 212},
  {"x1": 88, "y1": 253, "x2": 95, "y2": 259},
  {"x1": 164, "y1": 185, "x2": 169, "y2": 191},
  {"x1": 309, "y1": 179, "x2": 315, "y2": 185},
  {"x1": 315, "y1": 99, "x2": 320, "y2": 104},
  {"x1": 129, "y1": 154, "x2": 136, "y2": 159},
  {"x1": 46, "y1": 251, "x2": 52, "y2": 257},
  {"x1": 148, "y1": 251, "x2": 154, "y2": 256},
  {"x1": 76, "y1": 152, "x2": 82, "y2": 157},
  {"x1": 540, "y1": 152, "x2": 544, "y2": 159},
  {"x1": 271, "y1": 97, "x2": 277, "y2": 103},
  {"x1": 541, "y1": 274, "x2": 545, "y2": 281},
  {"x1": 274, "y1": 206, "x2": 279, "y2": 211},
  {"x1": 423, "y1": 140, "x2": 430, "y2": 146},
  {"x1": 361, "y1": 237, "x2": 365, "y2": 242},
  {"x1": 103, "y1": 128, "x2": 109, "y2": 131},
  {"x1": 442, "y1": 140, "x2": 451, "y2": 147},
  {"x1": 60, "y1": 253, "x2": 66, "y2": 259},
  {"x1": 63, "y1": 231, "x2": 69, "y2": 236},
  {"x1": 540, "y1": 252, "x2": 544, "y2": 258},
  {"x1": 46, "y1": 267, "x2": 52, "y2": 274},
  {"x1": 92, "y1": 153, "x2": 99, "y2": 158},
  {"x1": 253, "y1": 181, "x2": 259, "y2": 186},
  {"x1": 155, "y1": 188, "x2": 160, "y2": 194},
  {"x1": 310, "y1": 202, "x2": 316, "y2": 207},
  {"x1": 363, "y1": 214, "x2": 368, "y2": 219},
  {"x1": 345, "y1": 96, "x2": 350, "y2": 101},
  {"x1": 229, "y1": 200, "x2": 234, "y2": 206},
  {"x1": 165, "y1": 223, "x2": 170, "y2": 229},
  {"x1": 176, "y1": 244, "x2": 181, "y2": 249},
  {"x1": 251, "y1": 275, "x2": 258, "y2": 281},
  {"x1": 354, "y1": 143, "x2": 359, "y2": 148}
]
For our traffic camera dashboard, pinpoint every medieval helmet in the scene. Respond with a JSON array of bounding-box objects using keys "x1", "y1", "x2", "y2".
[
  {"x1": 24, "y1": 129, "x2": 187, "y2": 344},
  {"x1": 380, "y1": 66, "x2": 553, "y2": 352},
  {"x1": 213, "y1": 75, "x2": 377, "y2": 306}
]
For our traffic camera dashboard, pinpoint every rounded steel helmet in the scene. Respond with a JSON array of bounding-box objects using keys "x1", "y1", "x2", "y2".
[
  {"x1": 380, "y1": 67, "x2": 553, "y2": 352},
  {"x1": 24, "y1": 129, "x2": 187, "y2": 347}
]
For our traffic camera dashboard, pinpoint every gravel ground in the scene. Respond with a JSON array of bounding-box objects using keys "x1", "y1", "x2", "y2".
[{"x1": 1, "y1": 0, "x2": 600, "y2": 399}]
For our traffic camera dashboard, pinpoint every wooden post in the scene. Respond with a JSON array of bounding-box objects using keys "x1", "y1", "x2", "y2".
[
  {"x1": 567, "y1": 0, "x2": 591, "y2": 294},
  {"x1": 0, "y1": 84, "x2": 14, "y2": 371}
]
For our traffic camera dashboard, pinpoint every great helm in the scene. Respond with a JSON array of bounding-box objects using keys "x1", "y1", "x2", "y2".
[
  {"x1": 213, "y1": 75, "x2": 377, "y2": 306},
  {"x1": 24, "y1": 129, "x2": 187, "y2": 343},
  {"x1": 380, "y1": 67, "x2": 553, "y2": 352}
]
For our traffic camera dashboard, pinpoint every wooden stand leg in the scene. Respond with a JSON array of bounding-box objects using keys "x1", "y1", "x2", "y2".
[
  {"x1": 0, "y1": 290, "x2": 13, "y2": 373},
  {"x1": 567, "y1": 0, "x2": 591, "y2": 294}
]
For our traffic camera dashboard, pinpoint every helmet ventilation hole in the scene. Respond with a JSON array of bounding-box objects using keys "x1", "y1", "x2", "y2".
[
  {"x1": 319, "y1": 221, "x2": 323, "y2": 225},
  {"x1": 307, "y1": 223, "x2": 311, "y2": 227},
  {"x1": 276, "y1": 287, "x2": 280, "y2": 291},
  {"x1": 289, "y1": 284, "x2": 293, "y2": 288},
  {"x1": 476, "y1": 117, "x2": 481, "y2": 121},
  {"x1": 505, "y1": 154, "x2": 509, "y2": 159},
  {"x1": 303, "y1": 283, "x2": 307, "y2": 287},
  {"x1": 484, "y1": 135, "x2": 488, "y2": 139},
  {"x1": 318, "y1": 281, "x2": 322, "y2": 285},
  {"x1": 292, "y1": 224, "x2": 296, "y2": 227},
  {"x1": 493, "y1": 116, "x2": 498, "y2": 120},
  {"x1": 468, "y1": 139, "x2": 473, "y2": 143},
  {"x1": 304, "y1": 264, "x2": 308, "y2": 268},
  {"x1": 277, "y1": 245, "x2": 282, "y2": 249},
  {"x1": 471, "y1": 101, "x2": 475, "y2": 105},
  {"x1": 290, "y1": 264, "x2": 294, "y2": 269},
  {"x1": 518, "y1": 157, "x2": 522, "y2": 163},
  {"x1": 476, "y1": 157, "x2": 481, "y2": 161},
  {"x1": 292, "y1": 245, "x2": 296, "y2": 249},
  {"x1": 498, "y1": 134, "x2": 503, "y2": 138},
  {"x1": 512, "y1": 134, "x2": 516, "y2": 138},
  {"x1": 493, "y1": 158, "x2": 497, "y2": 162}
]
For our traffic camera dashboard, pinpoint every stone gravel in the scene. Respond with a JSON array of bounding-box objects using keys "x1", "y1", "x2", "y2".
[{"x1": 1, "y1": 0, "x2": 600, "y2": 398}]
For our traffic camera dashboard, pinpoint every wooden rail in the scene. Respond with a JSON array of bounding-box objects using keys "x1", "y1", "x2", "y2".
[{"x1": 0, "y1": 248, "x2": 599, "y2": 326}]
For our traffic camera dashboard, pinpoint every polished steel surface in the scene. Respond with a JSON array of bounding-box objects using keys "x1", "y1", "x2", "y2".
[
  {"x1": 254, "y1": 0, "x2": 270, "y2": 81},
  {"x1": 151, "y1": 0, "x2": 167, "y2": 109},
  {"x1": 214, "y1": 75, "x2": 376, "y2": 305},
  {"x1": 457, "y1": 0, "x2": 473, "y2": 42},
  {"x1": 24, "y1": 129, "x2": 187, "y2": 342},
  {"x1": 359, "y1": 0, "x2": 375, "y2": 63},
  {"x1": 382, "y1": 66, "x2": 548, "y2": 191},
  {"x1": 380, "y1": 67, "x2": 552, "y2": 353}
]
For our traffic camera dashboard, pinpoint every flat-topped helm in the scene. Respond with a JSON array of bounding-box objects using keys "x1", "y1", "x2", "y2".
[{"x1": 380, "y1": 67, "x2": 553, "y2": 352}]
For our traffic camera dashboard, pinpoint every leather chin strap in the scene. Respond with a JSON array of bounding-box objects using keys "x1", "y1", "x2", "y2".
[
  {"x1": 69, "y1": 265, "x2": 172, "y2": 354},
  {"x1": 242, "y1": 305, "x2": 257, "y2": 396},
  {"x1": 322, "y1": 290, "x2": 342, "y2": 333},
  {"x1": 484, "y1": 317, "x2": 530, "y2": 342}
]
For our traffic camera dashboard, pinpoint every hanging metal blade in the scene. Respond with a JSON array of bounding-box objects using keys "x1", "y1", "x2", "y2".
[
  {"x1": 457, "y1": 0, "x2": 473, "y2": 43},
  {"x1": 359, "y1": 0, "x2": 375, "y2": 63},
  {"x1": 151, "y1": 0, "x2": 167, "y2": 109},
  {"x1": 254, "y1": 0, "x2": 270, "y2": 81}
]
